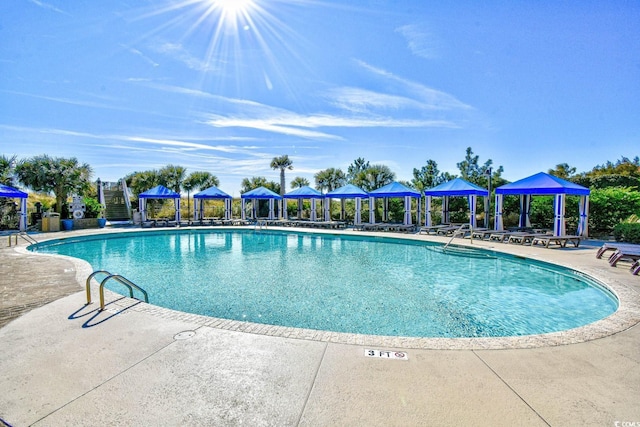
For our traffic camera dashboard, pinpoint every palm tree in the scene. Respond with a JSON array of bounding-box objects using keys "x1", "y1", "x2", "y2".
[
  {"x1": 15, "y1": 155, "x2": 93, "y2": 215},
  {"x1": 241, "y1": 176, "x2": 269, "y2": 193},
  {"x1": 353, "y1": 164, "x2": 395, "y2": 191},
  {"x1": 183, "y1": 171, "x2": 220, "y2": 217},
  {"x1": 127, "y1": 170, "x2": 160, "y2": 197},
  {"x1": 314, "y1": 168, "x2": 346, "y2": 192},
  {"x1": 159, "y1": 164, "x2": 187, "y2": 193},
  {"x1": 0, "y1": 154, "x2": 17, "y2": 186},
  {"x1": 290, "y1": 176, "x2": 310, "y2": 189},
  {"x1": 270, "y1": 155, "x2": 293, "y2": 196}
]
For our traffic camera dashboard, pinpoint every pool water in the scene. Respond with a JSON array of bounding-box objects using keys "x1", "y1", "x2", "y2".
[{"x1": 32, "y1": 229, "x2": 618, "y2": 338}]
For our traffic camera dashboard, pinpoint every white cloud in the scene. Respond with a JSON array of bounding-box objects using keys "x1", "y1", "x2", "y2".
[
  {"x1": 121, "y1": 44, "x2": 159, "y2": 67},
  {"x1": 153, "y1": 42, "x2": 217, "y2": 72},
  {"x1": 395, "y1": 24, "x2": 438, "y2": 59},
  {"x1": 326, "y1": 87, "x2": 429, "y2": 113},
  {"x1": 28, "y1": 0, "x2": 69, "y2": 15},
  {"x1": 355, "y1": 60, "x2": 473, "y2": 111}
]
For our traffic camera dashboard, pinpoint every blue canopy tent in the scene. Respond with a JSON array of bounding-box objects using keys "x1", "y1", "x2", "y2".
[
  {"x1": 283, "y1": 186, "x2": 323, "y2": 221},
  {"x1": 0, "y1": 184, "x2": 28, "y2": 231},
  {"x1": 368, "y1": 181, "x2": 421, "y2": 226},
  {"x1": 494, "y1": 172, "x2": 590, "y2": 236},
  {"x1": 193, "y1": 186, "x2": 233, "y2": 221},
  {"x1": 324, "y1": 184, "x2": 368, "y2": 225},
  {"x1": 240, "y1": 186, "x2": 282, "y2": 220},
  {"x1": 423, "y1": 178, "x2": 489, "y2": 228},
  {"x1": 138, "y1": 185, "x2": 181, "y2": 222}
]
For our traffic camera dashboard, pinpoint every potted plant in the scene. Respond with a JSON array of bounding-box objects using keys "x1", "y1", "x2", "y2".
[
  {"x1": 61, "y1": 215, "x2": 74, "y2": 231},
  {"x1": 97, "y1": 209, "x2": 107, "y2": 228}
]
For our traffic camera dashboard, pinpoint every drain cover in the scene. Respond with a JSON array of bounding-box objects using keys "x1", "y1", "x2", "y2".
[{"x1": 174, "y1": 330, "x2": 196, "y2": 340}]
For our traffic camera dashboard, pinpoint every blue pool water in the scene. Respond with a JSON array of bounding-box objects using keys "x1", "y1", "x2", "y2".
[{"x1": 32, "y1": 229, "x2": 618, "y2": 338}]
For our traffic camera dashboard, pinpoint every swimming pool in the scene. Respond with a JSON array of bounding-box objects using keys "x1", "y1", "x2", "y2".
[{"x1": 32, "y1": 229, "x2": 618, "y2": 338}]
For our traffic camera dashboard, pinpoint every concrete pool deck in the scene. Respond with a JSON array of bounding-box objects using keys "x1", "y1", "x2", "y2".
[{"x1": 1, "y1": 227, "x2": 639, "y2": 426}]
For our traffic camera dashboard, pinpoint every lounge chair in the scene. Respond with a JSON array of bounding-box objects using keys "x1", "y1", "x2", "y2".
[
  {"x1": 436, "y1": 224, "x2": 470, "y2": 236},
  {"x1": 531, "y1": 235, "x2": 581, "y2": 248},
  {"x1": 396, "y1": 224, "x2": 417, "y2": 233},
  {"x1": 489, "y1": 231, "x2": 517, "y2": 242},
  {"x1": 353, "y1": 222, "x2": 371, "y2": 231},
  {"x1": 419, "y1": 224, "x2": 451, "y2": 235},
  {"x1": 472, "y1": 229, "x2": 507, "y2": 240},
  {"x1": 596, "y1": 243, "x2": 640, "y2": 259},
  {"x1": 609, "y1": 248, "x2": 640, "y2": 267},
  {"x1": 631, "y1": 261, "x2": 640, "y2": 275},
  {"x1": 507, "y1": 231, "x2": 551, "y2": 245}
]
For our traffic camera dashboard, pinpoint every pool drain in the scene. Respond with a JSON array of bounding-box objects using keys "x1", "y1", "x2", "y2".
[{"x1": 174, "y1": 330, "x2": 196, "y2": 340}]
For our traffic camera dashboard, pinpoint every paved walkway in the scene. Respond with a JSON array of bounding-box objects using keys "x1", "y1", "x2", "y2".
[{"x1": 1, "y1": 227, "x2": 639, "y2": 426}]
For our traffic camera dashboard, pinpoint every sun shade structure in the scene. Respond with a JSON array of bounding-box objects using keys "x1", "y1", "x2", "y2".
[
  {"x1": 138, "y1": 185, "x2": 181, "y2": 222},
  {"x1": 494, "y1": 172, "x2": 591, "y2": 236},
  {"x1": 284, "y1": 186, "x2": 323, "y2": 221},
  {"x1": 0, "y1": 184, "x2": 28, "y2": 231},
  {"x1": 423, "y1": 178, "x2": 489, "y2": 228},
  {"x1": 368, "y1": 181, "x2": 421, "y2": 225},
  {"x1": 241, "y1": 186, "x2": 282, "y2": 220},
  {"x1": 324, "y1": 184, "x2": 368, "y2": 224},
  {"x1": 193, "y1": 186, "x2": 233, "y2": 221}
]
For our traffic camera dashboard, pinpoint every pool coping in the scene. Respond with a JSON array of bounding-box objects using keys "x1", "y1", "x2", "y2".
[{"x1": 20, "y1": 226, "x2": 640, "y2": 350}]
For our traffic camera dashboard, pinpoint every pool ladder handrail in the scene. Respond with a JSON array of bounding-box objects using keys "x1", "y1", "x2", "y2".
[
  {"x1": 7, "y1": 231, "x2": 38, "y2": 246},
  {"x1": 443, "y1": 224, "x2": 472, "y2": 251},
  {"x1": 255, "y1": 219, "x2": 267, "y2": 232},
  {"x1": 86, "y1": 270, "x2": 149, "y2": 311}
]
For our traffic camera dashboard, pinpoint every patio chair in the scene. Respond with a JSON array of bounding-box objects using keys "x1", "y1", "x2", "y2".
[
  {"x1": 419, "y1": 224, "x2": 451, "y2": 235},
  {"x1": 472, "y1": 229, "x2": 507, "y2": 240},
  {"x1": 531, "y1": 235, "x2": 581, "y2": 248},
  {"x1": 596, "y1": 242, "x2": 640, "y2": 259},
  {"x1": 609, "y1": 248, "x2": 640, "y2": 267},
  {"x1": 436, "y1": 224, "x2": 470, "y2": 236}
]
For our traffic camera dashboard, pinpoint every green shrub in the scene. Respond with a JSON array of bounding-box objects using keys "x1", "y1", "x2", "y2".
[
  {"x1": 83, "y1": 197, "x2": 102, "y2": 218},
  {"x1": 573, "y1": 174, "x2": 640, "y2": 190},
  {"x1": 613, "y1": 223, "x2": 640, "y2": 243},
  {"x1": 589, "y1": 187, "x2": 640, "y2": 235}
]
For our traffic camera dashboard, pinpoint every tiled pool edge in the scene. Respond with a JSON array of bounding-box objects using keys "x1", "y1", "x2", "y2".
[{"x1": 19, "y1": 227, "x2": 640, "y2": 350}]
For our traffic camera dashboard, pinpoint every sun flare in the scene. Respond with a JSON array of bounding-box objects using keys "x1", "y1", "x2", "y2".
[{"x1": 208, "y1": 0, "x2": 257, "y2": 29}]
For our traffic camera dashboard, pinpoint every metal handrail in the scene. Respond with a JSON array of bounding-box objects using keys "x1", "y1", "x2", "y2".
[
  {"x1": 99, "y1": 274, "x2": 149, "y2": 311},
  {"x1": 85, "y1": 270, "x2": 148, "y2": 310},
  {"x1": 7, "y1": 231, "x2": 38, "y2": 246},
  {"x1": 86, "y1": 270, "x2": 112, "y2": 304},
  {"x1": 444, "y1": 224, "x2": 472, "y2": 250}
]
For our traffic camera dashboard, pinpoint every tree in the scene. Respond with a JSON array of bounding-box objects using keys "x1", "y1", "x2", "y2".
[
  {"x1": 548, "y1": 163, "x2": 577, "y2": 179},
  {"x1": 126, "y1": 170, "x2": 160, "y2": 198},
  {"x1": 586, "y1": 156, "x2": 640, "y2": 178},
  {"x1": 159, "y1": 164, "x2": 186, "y2": 193},
  {"x1": 183, "y1": 171, "x2": 220, "y2": 216},
  {"x1": 183, "y1": 172, "x2": 219, "y2": 193},
  {"x1": 241, "y1": 176, "x2": 269, "y2": 193},
  {"x1": 290, "y1": 176, "x2": 310, "y2": 189},
  {"x1": 15, "y1": 155, "x2": 93, "y2": 215},
  {"x1": 456, "y1": 147, "x2": 505, "y2": 188},
  {"x1": 347, "y1": 157, "x2": 370, "y2": 182},
  {"x1": 314, "y1": 168, "x2": 346, "y2": 192},
  {"x1": 270, "y1": 155, "x2": 293, "y2": 196},
  {"x1": 354, "y1": 164, "x2": 396, "y2": 191},
  {"x1": 411, "y1": 159, "x2": 452, "y2": 191},
  {"x1": 0, "y1": 154, "x2": 17, "y2": 186}
]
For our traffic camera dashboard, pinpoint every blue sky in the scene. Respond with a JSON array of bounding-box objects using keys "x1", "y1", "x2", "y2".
[{"x1": 1, "y1": 0, "x2": 638, "y2": 196}]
